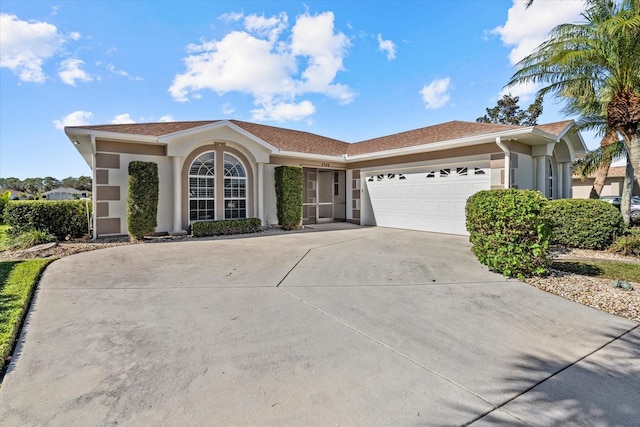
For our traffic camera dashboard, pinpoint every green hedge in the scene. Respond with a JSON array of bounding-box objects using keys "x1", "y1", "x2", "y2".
[
  {"x1": 191, "y1": 218, "x2": 261, "y2": 237},
  {"x1": 466, "y1": 189, "x2": 551, "y2": 278},
  {"x1": 0, "y1": 191, "x2": 10, "y2": 221},
  {"x1": 274, "y1": 166, "x2": 303, "y2": 230},
  {"x1": 3, "y1": 200, "x2": 91, "y2": 240},
  {"x1": 543, "y1": 199, "x2": 624, "y2": 250},
  {"x1": 127, "y1": 161, "x2": 159, "y2": 241}
]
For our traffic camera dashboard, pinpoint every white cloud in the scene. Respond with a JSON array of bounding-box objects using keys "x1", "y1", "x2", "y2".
[
  {"x1": 244, "y1": 12, "x2": 288, "y2": 42},
  {"x1": 58, "y1": 58, "x2": 92, "y2": 86},
  {"x1": 53, "y1": 110, "x2": 93, "y2": 130},
  {"x1": 377, "y1": 34, "x2": 396, "y2": 60},
  {"x1": 69, "y1": 32, "x2": 81, "y2": 41},
  {"x1": 158, "y1": 115, "x2": 175, "y2": 122},
  {"x1": 0, "y1": 13, "x2": 65, "y2": 82},
  {"x1": 252, "y1": 100, "x2": 315, "y2": 122},
  {"x1": 219, "y1": 11, "x2": 244, "y2": 24},
  {"x1": 420, "y1": 77, "x2": 451, "y2": 109},
  {"x1": 169, "y1": 11, "x2": 354, "y2": 122},
  {"x1": 222, "y1": 103, "x2": 235, "y2": 115},
  {"x1": 111, "y1": 113, "x2": 135, "y2": 124},
  {"x1": 490, "y1": 0, "x2": 585, "y2": 100},
  {"x1": 106, "y1": 63, "x2": 142, "y2": 81},
  {"x1": 107, "y1": 63, "x2": 128, "y2": 77}
]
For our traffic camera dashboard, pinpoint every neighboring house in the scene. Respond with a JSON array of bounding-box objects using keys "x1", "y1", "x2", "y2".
[
  {"x1": 42, "y1": 187, "x2": 90, "y2": 200},
  {"x1": 0, "y1": 189, "x2": 23, "y2": 200},
  {"x1": 65, "y1": 119, "x2": 586, "y2": 238},
  {"x1": 572, "y1": 166, "x2": 640, "y2": 198}
]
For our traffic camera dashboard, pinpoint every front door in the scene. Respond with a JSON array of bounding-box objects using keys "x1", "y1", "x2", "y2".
[
  {"x1": 317, "y1": 170, "x2": 334, "y2": 223},
  {"x1": 303, "y1": 168, "x2": 335, "y2": 225}
]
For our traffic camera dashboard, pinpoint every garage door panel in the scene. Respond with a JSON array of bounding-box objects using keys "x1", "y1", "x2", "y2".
[{"x1": 365, "y1": 164, "x2": 490, "y2": 235}]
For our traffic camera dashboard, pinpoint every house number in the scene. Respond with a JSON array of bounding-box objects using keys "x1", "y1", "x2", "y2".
[{"x1": 321, "y1": 162, "x2": 330, "y2": 167}]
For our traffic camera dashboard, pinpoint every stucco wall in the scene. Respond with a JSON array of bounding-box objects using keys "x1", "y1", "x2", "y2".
[
  {"x1": 263, "y1": 164, "x2": 279, "y2": 226},
  {"x1": 514, "y1": 154, "x2": 534, "y2": 190},
  {"x1": 107, "y1": 154, "x2": 173, "y2": 235}
]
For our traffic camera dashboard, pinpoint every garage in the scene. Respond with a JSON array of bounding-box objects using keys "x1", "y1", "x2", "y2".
[{"x1": 364, "y1": 164, "x2": 491, "y2": 235}]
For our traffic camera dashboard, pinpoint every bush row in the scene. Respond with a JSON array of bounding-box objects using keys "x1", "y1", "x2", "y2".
[
  {"x1": 191, "y1": 218, "x2": 262, "y2": 237},
  {"x1": 4, "y1": 200, "x2": 91, "y2": 240},
  {"x1": 544, "y1": 199, "x2": 624, "y2": 250},
  {"x1": 466, "y1": 190, "x2": 626, "y2": 278}
]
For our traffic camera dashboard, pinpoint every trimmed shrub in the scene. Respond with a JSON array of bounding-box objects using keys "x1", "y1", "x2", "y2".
[
  {"x1": 609, "y1": 233, "x2": 640, "y2": 257},
  {"x1": 466, "y1": 189, "x2": 551, "y2": 278},
  {"x1": 274, "y1": 166, "x2": 303, "y2": 230},
  {"x1": 0, "y1": 230, "x2": 57, "y2": 251},
  {"x1": 543, "y1": 199, "x2": 624, "y2": 250},
  {"x1": 3, "y1": 200, "x2": 91, "y2": 240},
  {"x1": 191, "y1": 218, "x2": 261, "y2": 237},
  {"x1": 127, "y1": 161, "x2": 159, "y2": 241},
  {"x1": 0, "y1": 191, "x2": 10, "y2": 221}
]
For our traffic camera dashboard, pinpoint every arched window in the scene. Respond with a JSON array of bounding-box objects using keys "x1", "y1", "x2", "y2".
[
  {"x1": 189, "y1": 152, "x2": 215, "y2": 220},
  {"x1": 223, "y1": 153, "x2": 247, "y2": 219}
]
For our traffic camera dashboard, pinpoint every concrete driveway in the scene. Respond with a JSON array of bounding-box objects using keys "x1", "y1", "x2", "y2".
[{"x1": 1, "y1": 225, "x2": 638, "y2": 426}]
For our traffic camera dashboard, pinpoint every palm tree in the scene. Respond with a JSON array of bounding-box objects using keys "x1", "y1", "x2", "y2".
[
  {"x1": 507, "y1": 0, "x2": 640, "y2": 180},
  {"x1": 573, "y1": 137, "x2": 637, "y2": 223}
]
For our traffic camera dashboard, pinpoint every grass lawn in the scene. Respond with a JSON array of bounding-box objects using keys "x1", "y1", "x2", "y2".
[
  {"x1": 0, "y1": 223, "x2": 9, "y2": 245},
  {"x1": 0, "y1": 258, "x2": 52, "y2": 374},
  {"x1": 553, "y1": 259, "x2": 640, "y2": 283}
]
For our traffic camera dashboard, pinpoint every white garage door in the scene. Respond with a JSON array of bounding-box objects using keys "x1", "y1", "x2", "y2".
[{"x1": 365, "y1": 165, "x2": 491, "y2": 235}]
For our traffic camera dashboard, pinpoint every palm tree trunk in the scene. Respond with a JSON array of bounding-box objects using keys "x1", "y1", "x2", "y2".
[
  {"x1": 621, "y1": 158, "x2": 633, "y2": 224},
  {"x1": 588, "y1": 131, "x2": 617, "y2": 199},
  {"x1": 589, "y1": 162, "x2": 612, "y2": 198},
  {"x1": 622, "y1": 130, "x2": 640, "y2": 195}
]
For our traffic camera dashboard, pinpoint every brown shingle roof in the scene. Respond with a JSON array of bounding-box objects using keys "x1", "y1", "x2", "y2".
[
  {"x1": 230, "y1": 120, "x2": 350, "y2": 156},
  {"x1": 67, "y1": 120, "x2": 218, "y2": 136},
  {"x1": 535, "y1": 120, "x2": 574, "y2": 136},
  {"x1": 67, "y1": 119, "x2": 575, "y2": 157},
  {"x1": 346, "y1": 121, "x2": 521, "y2": 156}
]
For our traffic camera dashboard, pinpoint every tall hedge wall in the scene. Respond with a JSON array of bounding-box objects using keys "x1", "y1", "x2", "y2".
[
  {"x1": 274, "y1": 166, "x2": 303, "y2": 230},
  {"x1": 127, "y1": 161, "x2": 159, "y2": 241},
  {"x1": 4, "y1": 200, "x2": 91, "y2": 240}
]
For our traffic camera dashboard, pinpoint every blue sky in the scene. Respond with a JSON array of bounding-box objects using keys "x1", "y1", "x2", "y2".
[{"x1": 0, "y1": 0, "x2": 593, "y2": 180}]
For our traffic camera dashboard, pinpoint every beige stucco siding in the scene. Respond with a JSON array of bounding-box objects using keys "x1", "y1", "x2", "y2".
[
  {"x1": 514, "y1": 154, "x2": 534, "y2": 190},
  {"x1": 104, "y1": 153, "x2": 173, "y2": 235},
  {"x1": 263, "y1": 164, "x2": 278, "y2": 226}
]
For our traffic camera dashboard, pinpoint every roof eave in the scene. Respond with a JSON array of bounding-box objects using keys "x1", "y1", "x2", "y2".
[
  {"x1": 65, "y1": 127, "x2": 159, "y2": 144},
  {"x1": 275, "y1": 150, "x2": 347, "y2": 163}
]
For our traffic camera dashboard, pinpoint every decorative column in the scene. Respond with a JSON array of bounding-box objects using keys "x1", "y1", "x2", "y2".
[
  {"x1": 556, "y1": 161, "x2": 564, "y2": 199},
  {"x1": 561, "y1": 162, "x2": 572, "y2": 199},
  {"x1": 257, "y1": 162, "x2": 264, "y2": 225},
  {"x1": 171, "y1": 156, "x2": 186, "y2": 234},
  {"x1": 535, "y1": 155, "x2": 548, "y2": 196}
]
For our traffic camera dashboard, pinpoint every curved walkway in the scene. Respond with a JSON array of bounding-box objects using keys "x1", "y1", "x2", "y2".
[{"x1": 1, "y1": 226, "x2": 638, "y2": 426}]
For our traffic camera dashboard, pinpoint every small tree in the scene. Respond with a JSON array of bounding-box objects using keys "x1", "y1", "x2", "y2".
[
  {"x1": 274, "y1": 166, "x2": 303, "y2": 230},
  {"x1": 476, "y1": 93, "x2": 543, "y2": 126},
  {"x1": 127, "y1": 161, "x2": 159, "y2": 241}
]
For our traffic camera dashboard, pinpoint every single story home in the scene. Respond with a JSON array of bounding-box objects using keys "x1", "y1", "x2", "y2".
[
  {"x1": 65, "y1": 119, "x2": 586, "y2": 238},
  {"x1": 573, "y1": 166, "x2": 640, "y2": 198},
  {"x1": 42, "y1": 187, "x2": 90, "y2": 200}
]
